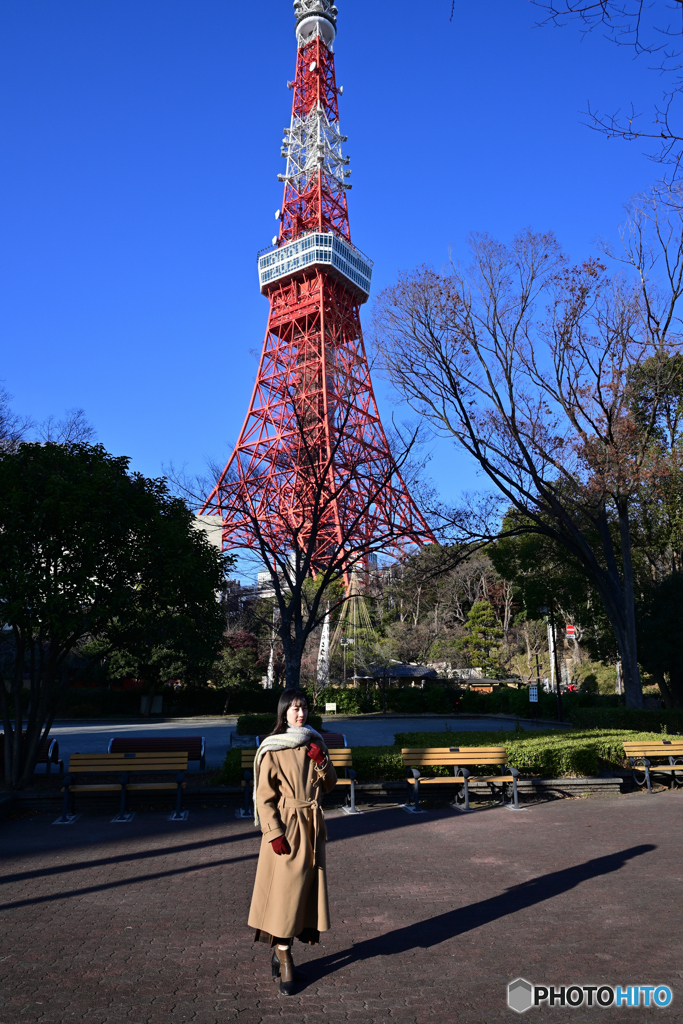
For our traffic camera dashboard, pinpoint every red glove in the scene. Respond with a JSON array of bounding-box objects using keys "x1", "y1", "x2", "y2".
[
  {"x1": 270, "y1": 835, "x2": 291, "y2": 856},
  {"x1": 307, "y1": 743, "x2": 326, "y2": 766}
]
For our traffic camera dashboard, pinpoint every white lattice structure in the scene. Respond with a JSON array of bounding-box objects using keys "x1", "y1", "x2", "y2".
[{"x1": 281, "y1": 106, "x2": 351, "y2": 192}]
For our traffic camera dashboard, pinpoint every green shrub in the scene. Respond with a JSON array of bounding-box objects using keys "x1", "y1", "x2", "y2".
[
  {"x1": 350, "y1": 746, "x2": 405, "y2": 782},
  {"x1": 236, "y1": 712, "x2": 323, "y2": 736},
  {"x1": 308, "y1": 687, "x2": 380, "y2": 714},
  {"x1": 569, "y1": 708, "x2": 683, "y2": 732},
  {"x1": 217, "y1": 748, "x2": 242, "y2": 785}
]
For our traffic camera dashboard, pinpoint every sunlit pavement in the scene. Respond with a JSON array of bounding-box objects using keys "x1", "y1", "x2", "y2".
[
  {"x1": 0, "y1": 789, "x2": 679, "y2": 1023},
  {"x1": 45, "y1": 714, "x2": 564, "y2": 772}
]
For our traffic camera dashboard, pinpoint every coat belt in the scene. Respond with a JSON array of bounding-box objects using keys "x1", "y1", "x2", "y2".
[{"x1": 281, "y1": 797, "x2": 322, "y2": 865}]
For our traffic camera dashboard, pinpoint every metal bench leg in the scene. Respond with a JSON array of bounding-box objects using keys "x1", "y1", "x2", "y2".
[
  {"x1": 506, "y1": 767, "x2": 522, "y2": 811},
  {"x1": 170, "y1": 772, "x2": 188, "y2": 821},
  {"x1": 113, "y1": 773, "x2": 133, "y2": 822},
  {"x1": 56, "y1": 777, "x2": 74, "y2": 824},
  {"x1": 236, "y1": 770, "x2": 254, "y2": 819},
  {"x1": 644, "y1": 761, "x2": 653, "y2": 795},
  {"x1": 342, "y1": 770, "x2": 362, "y2": 814},
  {"x1": 403, "y1": 769, "x2": 426, "y2": 814},
  {"x1": 453, "y1": 769, "x2": 472, "y2": 812}
]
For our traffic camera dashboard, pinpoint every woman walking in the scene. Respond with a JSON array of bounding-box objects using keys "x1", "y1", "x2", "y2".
[{"x1": 248, "y1": 688, "x2": 337, "y2": 995}]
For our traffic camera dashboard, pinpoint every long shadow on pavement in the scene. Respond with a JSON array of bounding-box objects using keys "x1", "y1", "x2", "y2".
[
  {"x1": 297, "y1": 843, "x2": 657, "y2": 986},
  {"x1": 0, "y1": 805, "x2": 472, "y2": 885}
]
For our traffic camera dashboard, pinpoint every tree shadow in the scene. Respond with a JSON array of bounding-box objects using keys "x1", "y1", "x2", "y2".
[
  {"x1": 297, "y1": 843, "x2": 657, "y2": 986},
  {"x1": 0, "y1": 850, "x2": 259, "y2": 912}
]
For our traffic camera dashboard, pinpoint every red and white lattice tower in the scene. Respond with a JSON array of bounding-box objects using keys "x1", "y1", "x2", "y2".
[{"x1": 202, "y1": 0, "x2": 433, "y2": 574}]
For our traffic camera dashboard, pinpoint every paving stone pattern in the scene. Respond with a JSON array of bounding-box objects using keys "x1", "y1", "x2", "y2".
[{"x1": 0, "y1": 791, "x2": 681, "y2": 1024}]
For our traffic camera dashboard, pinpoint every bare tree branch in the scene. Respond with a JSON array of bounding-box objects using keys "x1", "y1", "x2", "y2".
[
  {"x1": 373, "y1": 186, "x2": 683, "y2": 707},
  {"x1": 36, "y1": 408, "x2": 96, "y2": 445}
]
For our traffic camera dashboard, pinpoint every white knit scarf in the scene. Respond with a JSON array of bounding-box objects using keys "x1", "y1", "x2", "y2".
[{"x1": 252, "y1": 725, "x2": 326, "y2": 827}]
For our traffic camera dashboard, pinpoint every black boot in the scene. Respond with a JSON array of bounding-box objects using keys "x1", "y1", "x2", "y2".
[{"x1": 274, "y1": 944, "x2": 295, "y2": 995}]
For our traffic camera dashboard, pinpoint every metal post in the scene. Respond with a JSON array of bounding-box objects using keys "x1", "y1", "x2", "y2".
[
  {"x1": 171, "y1": 772, "x2": 186, "y2": 820},
  {"x1": 59, "y1": 776, "x2": 72, "y2": 823},
  {"x1": 461, "y1": 769, "x2": 471, "y2": 811},
  {"x1": 549, "y1": 602, "x2": 563, "y2": 723},
  {"x1": 411, "y1": 768, "x2": 420, "y2": 811},
  {"x1": 114, "y1": 773, "x2": 130, "y2": 822}
]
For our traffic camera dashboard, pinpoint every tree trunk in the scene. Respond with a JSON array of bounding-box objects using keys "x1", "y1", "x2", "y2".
[
  {"x1": 653, "y1": 671, "x2": 675, "y2": 709},
  {"x1": 0, "y1": 675, "x2": 12, "y2": 784},
  {"x1": 617, "y1": 503, "x2": 643, "y2": 709},
  {"x1": 11, "y1": 631, "x2": 25, "y2": 790}
]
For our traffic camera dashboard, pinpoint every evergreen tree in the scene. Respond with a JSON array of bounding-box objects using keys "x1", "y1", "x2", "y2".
[{"x1": 457, "y1": 601, "x2": 503, "y2": 676}]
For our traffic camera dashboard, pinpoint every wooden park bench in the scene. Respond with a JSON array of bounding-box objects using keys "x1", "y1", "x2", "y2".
[
  {"x1": 37, "y1": 736, "x2": 63, "y2": 774},
  {"x1": 623, "y1": 740, "x2": 683, "y2": 794},
  {"x1": 108, "y1": 735, "x2": 206, "y2": 770},
  {"x1": 0, "y1": 733, "x2": 63, "y2": 774},
  {"x1": 239, "y1": 746, "x2": 360, "y2": 818},
  {"x1": 57, "y1": 752, "x2": 188, "y2": 824},
  {"x1": 401, "y1": 746, "x2": 522, "y2": 812}
]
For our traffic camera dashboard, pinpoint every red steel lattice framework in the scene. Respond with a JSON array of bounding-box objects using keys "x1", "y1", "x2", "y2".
[{"x1": 202, "y1": 1, "x2": 433, "y2": 574}]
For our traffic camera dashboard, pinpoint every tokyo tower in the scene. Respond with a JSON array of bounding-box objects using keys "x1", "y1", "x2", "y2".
[{"x1": 202, "y1": 0, "x2": 433, "y2": 576}]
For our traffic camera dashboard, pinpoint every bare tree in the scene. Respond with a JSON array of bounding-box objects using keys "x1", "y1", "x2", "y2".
[
  {"x1": 449, "y1": 1, "x2": 683, "y2": 171},
  {"x1": 534, "y1": 1, "x2": 683, "y2": 170},
  {"x1": 37, "y1": 408, "x2": 96, "y2": 445},
  {"x1": 373, "y1": 188, "x2": 683, "y2": 708},
  {"x1": 0, "y1": 386, "x2": 31, "y2": 453}
]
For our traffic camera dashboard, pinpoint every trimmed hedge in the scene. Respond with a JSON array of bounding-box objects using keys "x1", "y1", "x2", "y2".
[
  {"x1": 395, "y1": 728, "x2": 674, "y2": 778},
  {"x1": 236, "y1": 713, "x2": 323, "y2": 736},
  {"x1": 569, "y1": 708, "x2": 683, "y2": 732},
  {"x1": 217, "y1": 727, "x2": 676, "y2": 785}
]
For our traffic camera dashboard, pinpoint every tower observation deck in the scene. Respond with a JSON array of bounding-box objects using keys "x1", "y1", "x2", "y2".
[{"x1": 202, "y1": 0, "x2": 433, "y2": 575}]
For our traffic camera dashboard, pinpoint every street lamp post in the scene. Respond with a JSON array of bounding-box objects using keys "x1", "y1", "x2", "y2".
[
  {"x1": 340, "y1": 638, "x2": 352, "y2": 687},
  {"x1": 540, "y1": 602, "x2": 563, "y2": 724}
]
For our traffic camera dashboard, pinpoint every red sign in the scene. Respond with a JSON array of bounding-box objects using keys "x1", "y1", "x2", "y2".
[{"x1": 566, "y1": 624, "x2": 576, "y2": 638}]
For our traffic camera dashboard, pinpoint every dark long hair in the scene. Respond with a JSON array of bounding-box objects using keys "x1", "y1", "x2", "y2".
[{"x1": 270, "y1": 688, "x2": 309, "y2": 736}]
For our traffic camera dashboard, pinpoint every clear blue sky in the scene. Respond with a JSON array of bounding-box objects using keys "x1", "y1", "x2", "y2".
[{"x1": 0, "y1": 0, "x2": 661, "y2": 519}]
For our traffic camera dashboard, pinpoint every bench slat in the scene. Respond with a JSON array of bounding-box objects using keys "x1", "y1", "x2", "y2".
[
  {"x1": 402, "y1": 754, "x2": 504, "y2": 759},
  {"x1": 471, "y1": 775, "x2": 516, "y2": 784},
  {"x1": 126, "y1": 783, "x2": 187, "y2": 791},
  {"x1": 623, "y1": 748, "x2": 683, "y2": 754},
  {"x1": 63, "y1": 785, "x2": 122, "y2": 793},
  {"x1": 68, "y1": 753, "x2": 188, "y2": 772},
  {"x1": 401, "y1": 747, "x2": 506, "y2": 754}
]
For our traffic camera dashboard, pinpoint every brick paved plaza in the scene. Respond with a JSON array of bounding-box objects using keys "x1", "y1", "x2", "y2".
[{"x1": 0, "y1": 791, "x2": 680, "y2": 1024}]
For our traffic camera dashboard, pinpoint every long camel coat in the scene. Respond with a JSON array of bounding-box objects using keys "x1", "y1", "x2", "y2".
[{"x1": 248, "y1": 744, "x2": 337, "y2": 941}]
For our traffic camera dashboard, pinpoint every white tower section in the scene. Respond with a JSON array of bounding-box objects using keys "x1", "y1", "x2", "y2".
[{"x1": 294, "y1": 0, "x2": 338, "y2": 48}]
